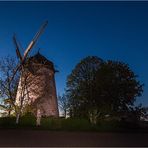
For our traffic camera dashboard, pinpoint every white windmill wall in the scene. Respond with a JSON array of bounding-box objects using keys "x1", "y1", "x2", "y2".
[{"x1": 15, "y1": 61, "x2": 59, "y2": 117}]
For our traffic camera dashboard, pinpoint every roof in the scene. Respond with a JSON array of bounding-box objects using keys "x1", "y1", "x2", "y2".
[{"x1": 27, "y1": 52, "x2": 55, "y2": 71}]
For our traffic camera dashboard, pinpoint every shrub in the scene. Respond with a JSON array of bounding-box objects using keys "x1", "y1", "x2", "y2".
[
  {"x1": 40, "y1": 117, "x2": 92, "y2": 131},
  {"x1": 95, "y1": 120, "x2": 121, "y2": 131},
  {"x1": 19, "y1": 112, "x2": 36, "y2": 127},
  {"x1": 41, "y1": 117, "x2": 52, "y2": 129},
  {"x1": 0, "y1": 117, "x2": 16, "y2": 128},
  {"x1": 61, "y1": 118, "x2": 91, "y2": 130}
]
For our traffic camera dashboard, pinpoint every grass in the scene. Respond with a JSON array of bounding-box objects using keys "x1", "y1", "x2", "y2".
[
  {"x1": 0, "y1": 115, "x2": 148, "y2": 132},
  {"x1": 41, "y1": 118, "x2": 92, "y2": 131}
]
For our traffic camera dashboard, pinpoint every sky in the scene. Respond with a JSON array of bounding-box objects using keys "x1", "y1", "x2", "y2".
[{"x1": 0, "y1": 1, "x2": 148, "y2": 106}]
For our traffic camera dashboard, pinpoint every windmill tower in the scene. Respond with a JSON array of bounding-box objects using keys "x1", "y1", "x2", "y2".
[{"x1": 13, "y1": 21, "x2": 59, "y2": 118}]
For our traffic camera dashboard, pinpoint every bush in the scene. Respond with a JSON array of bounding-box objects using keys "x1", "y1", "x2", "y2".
[
  {"x1": 61, "y1": 118, "x2": 91, "y2": 130},
  {"x1": 19, "y1": 112, "x2": 36, "y2": 127},
  {"x1": 0, "y1": 117, "x2": 16, "y2": 128},
  {"x1": 41, "y1": 117, "x2": 61, "y2": 130},
  {"x1": 95, "y1": 120, "x2": 121, "y2": 131},
  {"x1": 40, "y1": 117, "x2": 92, "y2": 131}
]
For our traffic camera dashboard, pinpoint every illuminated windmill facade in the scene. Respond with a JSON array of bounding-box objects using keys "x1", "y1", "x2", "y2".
[{"x1": 15, "y1": 52, "x2": 59, "y2": 117}]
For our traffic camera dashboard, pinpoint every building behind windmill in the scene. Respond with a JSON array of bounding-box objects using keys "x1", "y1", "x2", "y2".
[{"x1": 15, "y1": 52, "x2": 59, "y2": 117}]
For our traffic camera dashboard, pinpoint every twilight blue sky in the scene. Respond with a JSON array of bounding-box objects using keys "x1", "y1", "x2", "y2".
[{"x1": 0, "y1": 1, "x2": 148, "y2": 106}]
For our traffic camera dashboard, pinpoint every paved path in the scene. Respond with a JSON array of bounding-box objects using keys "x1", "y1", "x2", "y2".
[{"x1": 0, "y1": 129, "x2": 148, "y2": 147}]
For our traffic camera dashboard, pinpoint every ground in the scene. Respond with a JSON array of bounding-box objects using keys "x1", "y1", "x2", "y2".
[{"x1": 0, "y1": 129, "x2": 148, "y2": 147}]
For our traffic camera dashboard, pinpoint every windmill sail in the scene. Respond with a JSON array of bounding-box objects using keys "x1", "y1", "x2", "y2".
[
  {"x1": 23, "y1": 21, "x2": 48, "y2": 61},
  {"x1": 13, "y1": 35, "x2": 22, "y2": 61}
]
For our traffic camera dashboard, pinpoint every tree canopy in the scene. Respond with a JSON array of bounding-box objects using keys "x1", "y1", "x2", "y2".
[
  {"x1": 95, "y1": 60, "x2": 143, "y2": 115},
  {"x1": 66, "y1": 56, "x2": 144, "y2": 122}
]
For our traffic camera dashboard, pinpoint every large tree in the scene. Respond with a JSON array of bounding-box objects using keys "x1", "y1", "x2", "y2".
[{"x1": 66, "y1": 56, "x2": 143, "y2": 123}]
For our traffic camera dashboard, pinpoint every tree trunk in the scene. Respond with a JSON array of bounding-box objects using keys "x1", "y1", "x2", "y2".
[
  {"x1": 89, "y1": 109, "x2": 100, "y2": 125},
  {"x1": 16, "y1": 113, "x2": 20, "y2": 124},
  {"x1": 8, "y1": 110, "x2": 11, "y2": 117},
  {"x1": 8, "y1": 105, "x2": 11, "y2": 117},
  {"x1": 64, "y1": 110, "x2": 67, "y2": 118}
]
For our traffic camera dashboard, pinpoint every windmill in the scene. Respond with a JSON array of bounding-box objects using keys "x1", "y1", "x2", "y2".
[{"x1": 12, "y1": 21, "x2": 59, "y2": 123}]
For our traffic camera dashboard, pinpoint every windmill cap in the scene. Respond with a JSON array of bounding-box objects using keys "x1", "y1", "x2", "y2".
[{"x1": 28, "y1": 52, "x2": 55, "y2": 71}]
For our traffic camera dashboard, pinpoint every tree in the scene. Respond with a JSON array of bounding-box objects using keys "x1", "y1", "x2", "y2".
[
  {"x1": 0, "y1": 56, "x2": 19, "y2": 116},
  {"x1": 0, "y1": 56, "x2": 33, "y2": 123},
  {"x1": 66, "y1": 56, "x2": 104, "y2": 121},
  {"x1": 66, "y1": 56, "x2": 143, "y2": 124},
  {"x1": 0, "y1": 56, "x2": 35, "y2": 122},
  {"x1": 58, "y1": 94, "x2": 69, "y2": 118},
  {"x1": 94, "y1": 61, "x2": 143, "y2": 117},
  {"x1": 127, "y1": 104, "x2": 148, "y2": 122}
]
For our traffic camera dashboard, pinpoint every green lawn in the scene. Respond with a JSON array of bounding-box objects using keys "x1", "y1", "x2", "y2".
[{"x1": 0, "y1": 114, "x2": 148, "y2": 132}]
